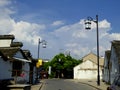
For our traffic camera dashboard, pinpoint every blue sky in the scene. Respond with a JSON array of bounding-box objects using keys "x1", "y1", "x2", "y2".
[
  {"x1": 0, "y1": 0, "x2": 120, "y2": 59},
  {"x1": 13, "y1": 0, "x2": 120, "y2": 30}
]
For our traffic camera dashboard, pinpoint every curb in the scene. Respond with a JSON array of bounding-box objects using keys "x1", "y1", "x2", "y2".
[
  {"x1": 39, "y1": 82, "x2": 43, "y2": 90},
  {"x1": 31, "y1": 81, "x2": 44, "y2": 90},
  {"x1": 78, "y1": 82, "x2": 102, "y2": 90}
]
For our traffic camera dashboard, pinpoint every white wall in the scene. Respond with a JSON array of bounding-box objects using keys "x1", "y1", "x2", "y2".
[
  {"x1": 78, "y1": 70, "x2": 97, "y2": 79},
  {"x1": 74, "y1": 60, "x2": 103, "y2": 79},
  {"x1": 0, "y1": 58, "x2": 13, "y2": 80},
  {"x1": 74, "y1": 64, "x2": 80, "y2": 79},
  {"x1": 79, "y1": 60, "x2": 97, "y2": 69},
  {"x1": 0, "y1": 39, "x2": 11, "y2": 47}
]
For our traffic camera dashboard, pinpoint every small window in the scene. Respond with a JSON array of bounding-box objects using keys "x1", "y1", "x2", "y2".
[{"x1": 12, "y1": 61, "x2": 22, "y2": 76}]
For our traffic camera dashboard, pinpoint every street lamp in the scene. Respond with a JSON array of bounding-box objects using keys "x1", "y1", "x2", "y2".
[
  {"x1": 85, "y1": 15, "x2": 100, "y2": 86},
  {"x1": 36, "y1": 38, "x2": 47, "y2": 82},
  {"x1": 38, "y1": 39, "x2": 47, "y2": 59}
]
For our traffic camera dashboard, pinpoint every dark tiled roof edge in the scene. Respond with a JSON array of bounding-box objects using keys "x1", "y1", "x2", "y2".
[
  {"x1": 11, "y1": 42, "x2": 23, "y2": 47},
  {"x1": 105, "y1": 50, "x2": 111, "y2": 60},
  {"x1": 0, "y1": 47, "x2": 20, "y2": 61},
  {"x1": 0, "y1": 35, "x2": 15, "y2": 40}
]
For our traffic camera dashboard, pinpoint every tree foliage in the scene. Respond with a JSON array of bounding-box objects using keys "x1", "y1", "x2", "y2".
[{"x1": 49, "y1": 53, "x2": 82, "y2": 78}]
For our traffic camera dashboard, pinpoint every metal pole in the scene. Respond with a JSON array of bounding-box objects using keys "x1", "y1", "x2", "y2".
[
  {"x1": 38, "y1": 38, "x2": 40, "y2": 59},
  {"x1": 96, "y1": 15, "x2": 100, "y2": 86},
  {"x1": 36, "y1": 38, "x2": 40, "y2": 82}
]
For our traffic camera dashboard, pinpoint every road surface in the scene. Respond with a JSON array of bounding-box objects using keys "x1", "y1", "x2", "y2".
[{"x1": 41, "y1": 79, "x2": 97, "y2": 90}]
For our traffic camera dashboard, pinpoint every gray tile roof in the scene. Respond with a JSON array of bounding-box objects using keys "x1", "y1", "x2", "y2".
[
  {"x1": 82, "y1": 52, "x2": 104, "y2": 66},
  {"x1": 0, "y1": 47, "x2": 20, "y2": 61},
  {"x1": 22, "y1": 50, "x2": 32, "y2": 62},
  {"x1": 11, "y1": 42, "x2": 23, "y2": 47}
]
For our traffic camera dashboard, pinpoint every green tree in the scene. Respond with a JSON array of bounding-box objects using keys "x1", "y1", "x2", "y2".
[
  {"x1": 43, "y1": 62, "x2": 50, "y2": 71},
  {"x1": 49, "y1": 53, "x2": 82, "y2": 78}
]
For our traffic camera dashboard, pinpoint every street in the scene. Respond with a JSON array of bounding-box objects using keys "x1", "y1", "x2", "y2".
[{"x1": 41, "y1": 79, "x2": 97, "y2": 90}]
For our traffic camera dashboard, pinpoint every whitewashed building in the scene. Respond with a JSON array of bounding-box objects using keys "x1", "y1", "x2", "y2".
[
  {"x1": 0, "y1": 35, "x2": 32, "y2": 84},
  {"x1": 109, "y1": 40, "x2": 120, "y2": 84},
  {"x1": 74, "y1": 52, "x2": 104, "y2": 80},
  {"x1": 102, "y1": 50, "x2": 111, "y2": 83},
  {"x1": 0, "y1": 35, "x2": 15, "y2": 81},
  {"x1": 13, "y1": 49, "x2": 31, "y2": 84}
]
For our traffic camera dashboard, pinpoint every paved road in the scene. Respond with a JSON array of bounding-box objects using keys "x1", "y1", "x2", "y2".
[{"x1": 41, "y1": 79, "x2": 98, "y2": 90}]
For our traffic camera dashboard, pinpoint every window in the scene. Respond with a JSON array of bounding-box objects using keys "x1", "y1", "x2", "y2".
[{"x1": 12, "y1": 61, "x2": 22, "y2": 76}]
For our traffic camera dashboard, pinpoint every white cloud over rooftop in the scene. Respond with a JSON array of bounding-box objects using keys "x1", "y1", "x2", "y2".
[{"x1": 0, "y1": 0, "x2": 120, "y2": 59}]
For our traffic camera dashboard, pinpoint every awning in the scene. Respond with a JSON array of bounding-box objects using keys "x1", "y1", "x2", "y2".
[{"x1": 13, "y1": 57, "x2": 31, "y2": 63}]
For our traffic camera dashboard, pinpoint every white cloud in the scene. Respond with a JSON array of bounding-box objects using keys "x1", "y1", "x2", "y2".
[
  {"x1": 50, "y1": 19, "x2": 114, "y2": 58},
  {"x1": 65, "y1": 43, "x2": 78, "y2": 47},
  {"x1": 0, "y1": 0, "x2": 46, "y2": 46},
  {"x1": 99, "y1": 19, "x2": 111, "y2": 30},
  {"x1": 0, "y1": 0, "x2": 11, "y2": 7},
  {"x1": 1, "y1": 0, "x2": 120, "y2": 59},
  {"x1": 51, "y1": 20, "x2": 64, "y2": 26},
  {"x1": 90, "y1": 19, "x2": 111, "y2": 31},
  {"x1": 109, "y1": 33, "x2": 120, "y2": 40},
  {"x1": 0, "y1": 14, "x2": 46, "y2": 45},
  {"x1": 0, "y1": 0, "x2": 14, "y2": 16},
  {"x1": 10, "y1": 20, "x2": 46, "y2": 45}
]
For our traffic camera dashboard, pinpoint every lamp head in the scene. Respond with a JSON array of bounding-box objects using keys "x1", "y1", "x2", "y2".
[
  {"x1": 85, "y1": 19, "x2": 91, "y2": 30},
  {"x1": 42, "y1": 40, "x2": 47, "y2": 48}
]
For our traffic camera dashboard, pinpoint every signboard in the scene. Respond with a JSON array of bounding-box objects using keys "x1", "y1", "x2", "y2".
[{"x1": 36, "y1": 59, "x2": 42, "y2": 68}]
